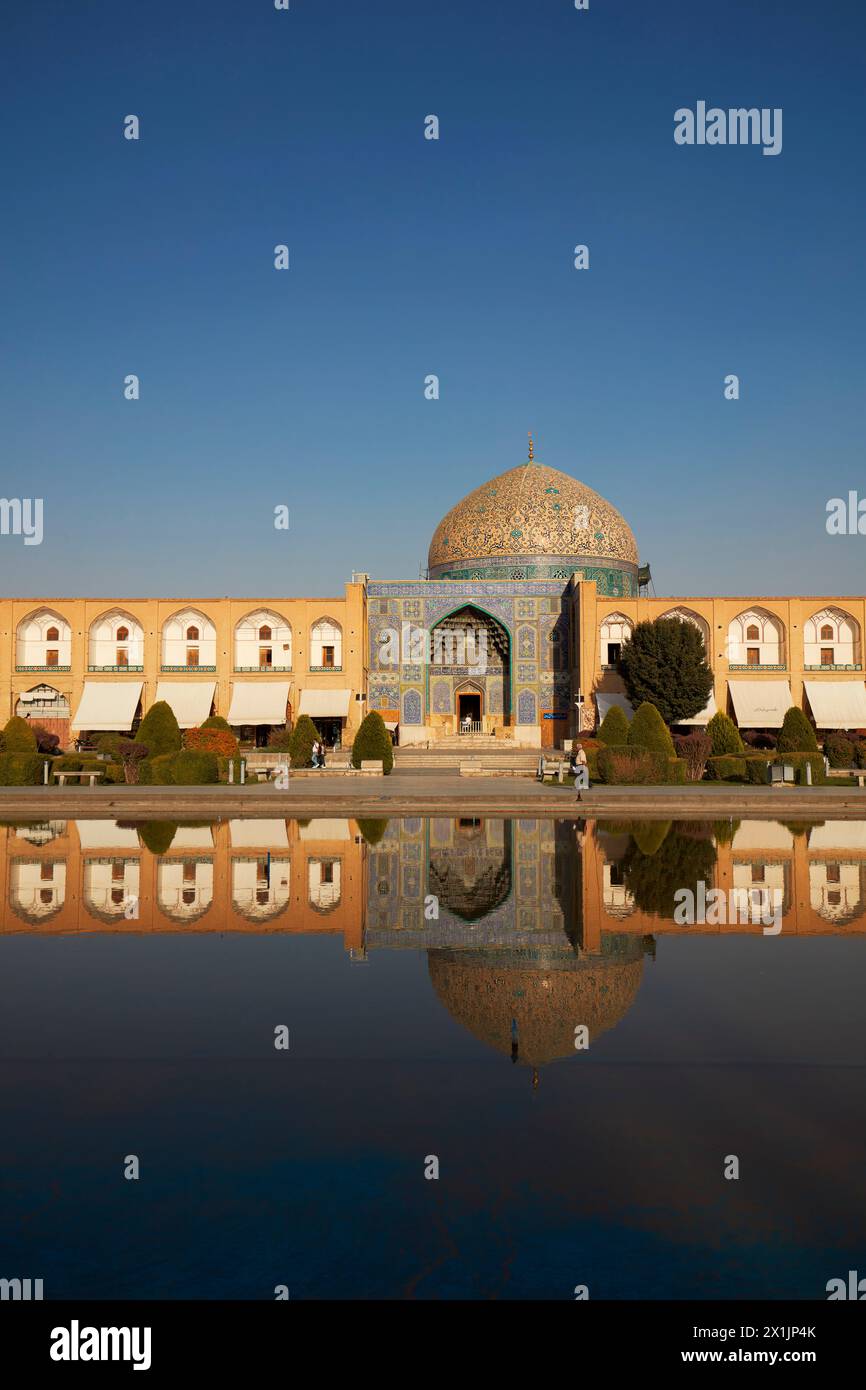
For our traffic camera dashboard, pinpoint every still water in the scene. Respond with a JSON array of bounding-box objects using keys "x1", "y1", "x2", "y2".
[{"x1": 1, "y1": 815, "x2": 865, "y2": 1300}]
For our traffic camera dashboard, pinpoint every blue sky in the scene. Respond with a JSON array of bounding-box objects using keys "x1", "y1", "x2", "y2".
[{"x1": 1, "y1": 0, "x2": 864, "y2": 597}]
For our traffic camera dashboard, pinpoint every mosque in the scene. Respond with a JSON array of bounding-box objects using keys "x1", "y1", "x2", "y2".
[{"x1": 3, "y1": 437, "x2": 866, "y2": 748}]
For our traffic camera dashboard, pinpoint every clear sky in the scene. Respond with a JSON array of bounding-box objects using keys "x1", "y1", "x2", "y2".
[{"x1": 1, "y1": 0, "x2": 864, "y2": 598}]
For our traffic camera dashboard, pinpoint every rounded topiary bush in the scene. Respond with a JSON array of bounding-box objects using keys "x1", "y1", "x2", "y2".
[
  {"x1": 706, "y1": 710, "x2": 745, "y2": 756},
  {"x1": 289, "y1": 714, "x2": 320, "y2": 769},
  {"x1": 3, "y1": 716, "x2": 38, "y2": 753},
  {"x1": 0, "y1": 752, "x2": 43, "y2": 785},
  {"x1": 201, "y1": 715, "x2": 231, "y2": 731},
  {"x1": 149, "y1": 753, "x2": 177, "y2": 785},
  {"x1": 597, "y1": 704, "x2": 630, "y2": 745},
  {"x1": 777, "y1": 706, "x2": 818, "y2": 754},
  {"x1": 171, "y1": 749, "x2": 218, "y2": 785},
  {"x1": 185, "y1": 726, "x2": 239, "y2": 758},
  {"x1": 824, "y1": 732, "x2": 854, "y2": 768},
  {"x1": 356, "y1": 817, "x2": 390, "y2": 845},
  {"x1": 138, "y1": 821, "x2": 177, "y2": 854},
  {"x1": 626, "y1": 702, "x2": 675, "y2": 756},
  {"x1": 351, "y1": 711, "x2": 394, "y2": 774},
  {"x1": 135, "y1": 700, "x2": 182, "y2": 758}
]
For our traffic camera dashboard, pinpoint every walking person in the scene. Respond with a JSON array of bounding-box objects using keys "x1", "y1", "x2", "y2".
[{"x1": 572, "y1": 743, "x2": 588, "y2": 802}]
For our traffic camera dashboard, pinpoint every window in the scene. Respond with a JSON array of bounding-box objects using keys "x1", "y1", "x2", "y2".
[
  {"x1": 116, "y1": 647, "x2": 129, "y2": 667},
  {"x1": 606, "y1": 642, "x2": 621, "y2": 665},
  {"x1": 117, "y1": 626, "x2": 129, "y2": 641},
  {"x1": 321, "y1": 862, "x2": 334, "y2": 885},
  {"x1": 746, "y1": 648, "x2": 760, "y2": 666},
  {"x1": 746, "y1": 624, "x2": 760, "y2": 642},
  {"x1": 828, "y1": 890, "x2": 841, "y2": 907},
  {"x1": 751, "y1": 864, "x2": 765, "y2": 883},
  {"x1": 46, "y1": 649, "x2": 59, "y2": 667},
  {"x1": 186, "y1": 648, "x2": 199, "y2": 668},
  {"x1": 186, "y1": 626, "x2": 199, "y2": 641},
  {"x1": 259, "y1": 626, "x2": 272, "y2": 641},
  {"x1": 322, "y1": 645, "x2": 335, "y2": 669},
  {"x1": 46, "y1": 627, "x2": 59, "y2": 642},
  {"x1": 820, "y1": 625, "x2": 834, "y2": 641},
  {"x1": 41, "y1": 863, "x2": 54, "y2": 882},
  {"x1": 259, "y1": 647, "x2": 273, "y2": 669},
  {"x1": 821, "y1": 648, "x2": 834, "y2": 666},
  {"x1": 827, "y1": 863, "x2": 841, "y2": 884},
  {"x1": 111, "y1": 861, "x2": 124, "y2": 883}
]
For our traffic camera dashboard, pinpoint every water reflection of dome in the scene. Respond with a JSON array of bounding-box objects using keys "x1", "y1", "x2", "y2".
[
  {"x1": 428, "y1": 821, "x2": 512, "y2": 923},
  {"x1": 427, "y1": 940, "x2": 645, "y2": 1066}
]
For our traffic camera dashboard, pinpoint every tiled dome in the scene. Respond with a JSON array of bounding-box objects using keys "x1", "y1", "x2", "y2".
[{"x1": 427, "y1": 460, "x2": 638, "y2": 578}]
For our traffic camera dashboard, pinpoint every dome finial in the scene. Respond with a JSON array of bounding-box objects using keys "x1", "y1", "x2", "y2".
[{"x1": 527, "y1": 432, "x2": 534, "y2": 462}]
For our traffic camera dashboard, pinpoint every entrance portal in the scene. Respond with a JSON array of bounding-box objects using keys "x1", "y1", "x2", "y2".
[{"x1": 457, "y1": 692, "x2": 482, "y2": 727}]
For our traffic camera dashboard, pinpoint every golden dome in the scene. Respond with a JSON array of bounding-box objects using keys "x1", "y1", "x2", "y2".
[
  {"x1": 427, "y1": 949, "x2": 645, "y2": 1067},
  {"x1": 427, "y1": 460, "x2": 638, "y2": 577}
]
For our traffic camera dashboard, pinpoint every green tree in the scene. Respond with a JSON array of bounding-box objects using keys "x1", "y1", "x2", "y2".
[
  {"x1": 356, "y1": 818, "x2": 390, "y2": 845},
  {"x1": 289, "y1": 714, "x2": 320, "y2": 768},
  {"x1": 351, "y1": 711, "x2": 394, "y2": 774},
  {"x1": 777, "y1": 706, "x2": 819, "y2": 753},
  {"x1": 626, "y1": 701, "x2": 675, "y2": 756},
  {"x1": 135, "y1": 700, "x2": 182, "y2": 757},
  {"x1": 619, "y1": 617, "x2": 713, "y2": 725},
  {"x1": 597, "y1": 704, "x2": 630, "y2": 745},
  {"x1": 201, "y1": 714, "x2": 231, "y2": 731},
  {"x1": 2, "y1": 715, "x2": 38, "y2": 753},
  {"x1": 706, "y1": 710, "x2": 745, "y2": 755},
  {"x1": 622, "y1": 826, "x2": 717, "y2": 919}
]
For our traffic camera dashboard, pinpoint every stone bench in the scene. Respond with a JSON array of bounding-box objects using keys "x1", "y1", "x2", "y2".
[
  {"x1": 359, "y1": 759, "x2": 384, "y2": 775},
  {"x1": 55, "y1": 770, "x2": 104, "y2": 786},
  {"x1": 536, "y1": 758, "x2": 567, "y2": 783}
]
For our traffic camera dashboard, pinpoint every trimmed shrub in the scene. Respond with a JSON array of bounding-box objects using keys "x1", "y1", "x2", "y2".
[
  {"x1": 598, "y1": 745, "x2": 684, "y2": 785},
  {"x1": 631, "y1": 821, "x2": 672, "y2": 856},
  {"x1": 626, "y1": 702, "x2": 675, "y2": 756},
  {"x1": 772, "y1": 752, "x2": 824, "y2": 785},
  {"x1": 29, "y1": 722, "x2": 60, "y2": 754},
  {"x1": 149, "y1": 753, "x2": 177, "y2": 785},
  {"x1": 138, "y1": 821, "x2": 177, "y2": 854},
  {"x1": 351, "y1": 711, "x2": 394, "y2": 774},
  {"x1": 171, "y1": 750, "x2": 219, "y2": 785},
  {"x1": 712, "y1": 818, "x2": 742, "y2": 845},
  {"x1": 705, "y1": 755, "x2": 748, "y2": 781},
  {"x1": 185, "y1": 726, "x2": 239, "y2": 758},
  {"x1": 673, "y1": 730, "x2": 712, "y2": 782},
  {"x1": 201, "y1": 715, "x2": 231, "y2": 731},
  {"x1": 597, "y1": 704, "x2": 630, "y2": 745},
  {"x1": 777, "y1": 706, "x2": 818, "y2": 754},
  {"x1": 356, "y1": 818, "x2": 389, "y2": 845},
  {"x1": 267, "y1": 726, "x2": 293, "y2": 752},
  {"x1": 289, "y1": 714, "x2": 320, "y2": 769},
  {"x1": 0, "y1": 752, "x2": 43, "y2": 785},
  {"x1": 3, "y1": 716, "x2": 38, "y2": 753},
  {"x1": 744, "y1": 755, "x2": 771, "y2": 785},
  {"x1": 135, "y1": 701, "x2": 182, "y2": 757},
  {"x1": 101, "y1": 761, "x2": 125, "y2": 785},
  {"x1": 117, "y1": 738, "x2": 149, "y2": 784},
  {"x1": 95, "y1": 733, "x2": 124, "y2": 759},
  {"x1": 706, "y1": 711, "x2": 744, "y2": 755},
  {"x1": 824, "y1": 732, "x2": 855, "y2": 768}
]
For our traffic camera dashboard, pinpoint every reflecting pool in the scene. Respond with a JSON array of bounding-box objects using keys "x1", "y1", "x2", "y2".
[{"x1": 1, "y1": 815, "x2": 865, "y2": 1298}]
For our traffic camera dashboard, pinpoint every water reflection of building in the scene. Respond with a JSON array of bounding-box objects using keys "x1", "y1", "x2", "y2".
[{"x1": 3, "y1": 816, "x2": 866, "y2": 1070}]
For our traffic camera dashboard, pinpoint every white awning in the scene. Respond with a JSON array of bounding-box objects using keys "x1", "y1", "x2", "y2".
[
  {"x1": 728, "y1": 680, "x2": 792, "y2": 729},
  {"x1": 227, "y1": 681, "x2": 291, "y2": 726},
  {"x1": 595, "y1": 691, "x2": 634, "y2": 721},
  {"x1": 72, "y1": 681, "x2": 143, "y2": 732},
  {"x1": 384, "y1": 720, "x2": 398, "y2": 731},
  {"x1": 298, "y1": 689, "x2": 352, "y2": 718},
  {"x1": 155, "y1": 681, "x2": 216, "y2": 730},
  {"x1": 76, "y1": 821, "x2": 141, "y2": 850},
  {"x1": 804, "y1": 680, "x2": 866, "y2": 730},
  {"x1": 298, "y1": 818, "x2": 351, "y2": 841},
  {"x1": 677, "y1": 691, "x2": 718, "y2": 726},
  {"x1": 229, "y1": 819, "x2": 289, "y2": 849}
]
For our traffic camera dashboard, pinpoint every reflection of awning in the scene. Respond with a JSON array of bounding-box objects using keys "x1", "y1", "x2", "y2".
[
  {"x1": 595, "y1": 691, "x2": 634, "y2": 721},
  {"x1": 804, "y1": 680, "x2": 866, "y2": 730},
  {"x1": 298, "y1": 689, "x2": 351, "y2": 718},
  {"x1": 728, "y1": 680, "x2": 792, "y2": 729},
  {"x1": 229, "y1": 819, "x2": 289, "y2": 849},
  {"x1": 677, "y1": 692, "x2": 718, "y2": 726},
  {"x1": 732, "y1": 822, "x2": 794, "y2": 852},
  {"x1": 155, "y1": 681, "x2": 216, "y2": 730},
  {"x1": 76, "y1": 821, "x2": 141, "y2": 850},
  {"x1": 227, "y1": 681, "x2": 291, "y2": 725},
  {"x1": 809, "y1": 821, "x2": 866, "y2": 851},
  {"x1": 298, "y1": 818, "x2": 351, "y2": 841},
  {"x1": 171, "y1": 826, "x2": 214, "y2": 849},
  {"x1": 72, "y1": 681, "x2": 143, "y2": 732}
]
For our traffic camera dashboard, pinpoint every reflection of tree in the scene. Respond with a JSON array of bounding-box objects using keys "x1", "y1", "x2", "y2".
[{"x1": 622, "y1": 825, "x2": 717, "y2": 919}]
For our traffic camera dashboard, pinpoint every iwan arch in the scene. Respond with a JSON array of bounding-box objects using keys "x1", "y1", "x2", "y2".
[{"x1": 3, "y1": 442, "x2": 866, "y2": 747}]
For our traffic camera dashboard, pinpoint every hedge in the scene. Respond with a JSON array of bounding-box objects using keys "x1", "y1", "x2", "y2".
[
  {"x1": 705, "y1": 755, "x2": 748, "y2": 781},
  {"x1": 0, "y1": 752, "x2": 43, "y2": 785},
  {"x1": 3, "y1": 716, "x2": 38, "y2": 753},
  {"x1": 171, "y1": 750, "x2": 219, "y2": 785},
  {"x1": 597, "y1": 704, "x2": 630, "y2": 745},
  {"x1": 626, "y1": 702, "x2": 675, "y2": 756},
  {"x1": 351, "y1": 711, "x2": 394, "y2": 774},
  {"x1": 598, "y1": 745, "x2": 686, "y2": 785},
  {"x1": 135, "y1": 700, "x2": 182, "y2": 758},
  {"x1": 706, "y1": 752, "x2": 825, "y2": 785},
  {"x1": 185, "y1": 726, "x2": 239, "y2": 758}
]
